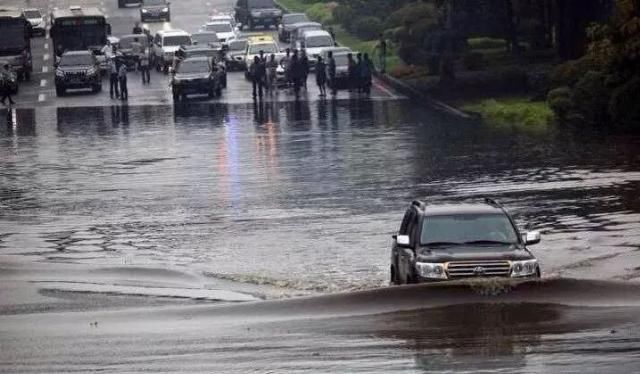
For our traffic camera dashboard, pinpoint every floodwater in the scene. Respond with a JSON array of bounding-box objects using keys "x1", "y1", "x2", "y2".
[{"x1": 1, "y1": 100, "x2": 640, "y2": 372}]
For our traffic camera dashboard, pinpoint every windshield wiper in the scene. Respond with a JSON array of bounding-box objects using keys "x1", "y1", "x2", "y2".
[
  {"x1": 462, "y1": 240, "x2": 515, "y2": 245},
  {"x1": 423, "y1": 241, "x2": 462, "y2": 247}
]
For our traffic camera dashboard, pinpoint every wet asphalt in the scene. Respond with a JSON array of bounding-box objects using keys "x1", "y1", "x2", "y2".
[{"x1": 1, "y1": 0, "x2": 640, "y2": 372}]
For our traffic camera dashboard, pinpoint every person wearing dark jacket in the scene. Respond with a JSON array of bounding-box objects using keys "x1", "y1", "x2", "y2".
[
  {"x1": 361, "y1": 53, "x2": 373, "y2": 95},
  {"x1": 250, "y1": 56, "x2": 266, "y2": 99},
  {"x1": 290, "y1": 52, "x2": 302, "y2": 97},
  {"x1": 315, "y1": 56, "x2": 327, "y2": 97},
  {"x1": 300, "y1": 49, "x2": 309, "y2": 89},
  {"x1": 327, "y1": 51, "x2": 337, "y2": 96},
  {"x1": 347, "y1": 53, "x2": 356, "y2": 92}
]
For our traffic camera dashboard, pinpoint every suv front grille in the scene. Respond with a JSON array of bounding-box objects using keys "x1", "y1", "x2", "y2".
[{"x1": 447, "y1": 260, "x2": 511, "y2": 278}]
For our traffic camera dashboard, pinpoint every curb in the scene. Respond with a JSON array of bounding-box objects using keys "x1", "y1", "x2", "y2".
[{"x1": 274, "y1": 0, "x2": 472, "y2": 120}]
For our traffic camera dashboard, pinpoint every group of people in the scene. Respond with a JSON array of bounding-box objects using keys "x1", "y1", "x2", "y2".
[
  {"x1": 345, "y1": 52, "x2": 374, "y2": 95},
  {"x1": 247, "y1": 48, "x2": 312, "y2": 100}
]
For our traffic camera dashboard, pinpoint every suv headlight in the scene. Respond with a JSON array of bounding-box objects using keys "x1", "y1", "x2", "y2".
[
  {"x1": 162, "y1": 7, "x2": 169, "y2": 12},
  {"x1": 86, "y1": 67, "x2": 97, "y2": 76},
  {"x1": 510, "y1": 260, "x2": 538, "y2": 277},
  {"x1": 251, "y1": 11, "x2": 261, "y2": 17},
  {"x1": 415, "y1": 262, "x2": 448, "y2": 280},
  {"x1": 141, "y1": 8, "x2": 148, "y2": 12}
]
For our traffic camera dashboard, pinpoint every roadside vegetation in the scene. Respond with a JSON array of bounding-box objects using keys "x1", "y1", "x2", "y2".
[{"x1": 277, "y1": 0, "x2": 640, "y2": 129}]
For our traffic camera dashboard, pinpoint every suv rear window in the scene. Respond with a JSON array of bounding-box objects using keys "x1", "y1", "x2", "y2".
[
  {"x1": 420, "y1": 214, "x2": 519, "y2": 246},
  {"x1": 163, "y1": 35, "x2": 191, "y2": 46},
  {"x1": 248, "y1": 0, "x2": 276, "y2": 8}
]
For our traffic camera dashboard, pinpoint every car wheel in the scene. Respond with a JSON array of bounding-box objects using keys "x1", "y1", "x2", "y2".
[
  {"x1": 390, "y1": 265, "x2": 399, "y2": 285},
  {"x1": 24, "y1": 70, "x2": 31, "y2": 81},
  {"x1": 172, "y1": 91, "x2": 179, "y2": 102},
  {"x1": 166, "y1": 15, "x2": 171, "y2": 22},
  {"x1": 156, "y1": 61, "x2": 161, "y2": 72},
  {"x1": 248, "y1": 18, "x2": 254, "y2": 30},
  {"x1": 55, "y1": 85, "x2": 65, "y2": 97},
  {"x1": 222, "y1": 76, "x2": 227, "y2": 88},
  {"x1": 215, "y1": 86, "x2": 222, "y2": 97}
]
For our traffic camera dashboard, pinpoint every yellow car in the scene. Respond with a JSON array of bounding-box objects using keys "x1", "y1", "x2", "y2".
[{"x1": 244, "y1": 35, "x2": 280, "y2": 79}]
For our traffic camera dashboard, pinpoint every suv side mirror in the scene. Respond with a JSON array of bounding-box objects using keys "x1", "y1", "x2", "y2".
[
  {"x1": 396, "y1": 235, "x2": 410, "y2": 247},
  {"x1": 524, "y1": 231, "x2": 541, "y2": 245}
]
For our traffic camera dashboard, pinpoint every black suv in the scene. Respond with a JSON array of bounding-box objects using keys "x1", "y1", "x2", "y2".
[
  {"x1": 54, "y1": 51, "x2": 102, "y2": 96},
  {"x1": 140, "y1": 0, "x2": 170, "y2": 22},
  {"x1": 171, "y1": 56, "x2": 223, "y2": 101},
  {"x1": 235, "y1": 0, "x2": 282, "y2": 30},
  {"x1": 390, "y1": 199, "x2": 541, "y2": 285}
]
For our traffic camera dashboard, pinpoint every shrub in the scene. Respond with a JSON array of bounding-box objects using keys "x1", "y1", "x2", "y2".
[
  {"x1": 351, "y1": 16, "x2": 384, "y2": 40},
  {"x1": 462, "y1": 51, "x2": 487, "y2": 71},
  {"x1": 549, "y1": 57, "x2": 596, "y2": 88},
  {"x1": 386, "y1": 2, "x2": 437, "y2": 29},
  {"x1": 571, "y1": 71, "x2": 611, "y2": 125},
  {"x1": 609, "y1": 77, "x2": 640, "y2": 128},
  {"x1": 547, "y1": 87, "x2": 572, "y2": 120},
  {"x1": 332, "y1": 4, "x2": 356, "y2": 31},
  {"x1": 467, "y1": 37, "x2": 507, "y2": 50},
  {"x1": 306, "y1": 2, "x2": 336, "y2": 25}
]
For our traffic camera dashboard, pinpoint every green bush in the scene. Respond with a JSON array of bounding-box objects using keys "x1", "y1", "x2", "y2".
[
  {"x1": 306, "y1": 2, "x2": 334, "y2": 24},
  {"x1": 332, "y1": 4, "x2": 356, "y2": 31},
  {"x1": 467, "y1": 37, "x2": 507, "y2": 50},
  {"x1": 549, "y1": 57, "x2": 596, "y2": 88},
  {"x1": 547, "y1": 86, "x2": 572, "y2": 120},
  {"x1": 463, "y1": 51, "x2": 487, "y2": 71},
  {"x1": 386, "y1": 2, "x2": 437, "y2": 29},
  {"x1": 351, "y1": 16, "x2": 384, "y2": 40},
  {"x1": 571, "y1": 71, "x2": 611, "y2": 125},
  {"x1": 609, "y1": 77, "x2": 640, "y2": 128}
]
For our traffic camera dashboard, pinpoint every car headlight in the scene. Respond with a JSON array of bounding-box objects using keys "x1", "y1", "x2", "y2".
[
  {"x1": 415, "y1": 262, "x2": 448, "y2": 280},
  {"x1": 86, "y1": 67, "x2": 97, "y2": 76},
  {"x1": 510, "y1": 260, "x2": 538, "y2": 277},
  {"x1": 162, "y1": 7, "x2": 169, "y2": 12},
  {"x1": 141, "y1": 8, "x2": 148, "y2": 12},
  {"x1": 251, "y1": 11, "x2": 261, "y2": 17},
  {"x1": 274, "y1": 9, "x2": 282, "y2": 16}
]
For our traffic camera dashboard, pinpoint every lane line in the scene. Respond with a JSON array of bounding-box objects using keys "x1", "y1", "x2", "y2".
[
  {"x1": 40, "y1": 79, "x2": 47, "y2": 87},
  {"x1": 43, "y1": 53, "x2": 49, "y2": 61},
  {"x1": 42, "y1": 66, "x2": 48, "y2": 73},
  {"x1": 38, "y1": 94, "x2": 45, "y2": 102},
  {"x1": 44, "y1": 43, "x2": 48, "y2": 49},
  {"x1": 373, "y1": 79, "x2": 399, "y2": 100}
]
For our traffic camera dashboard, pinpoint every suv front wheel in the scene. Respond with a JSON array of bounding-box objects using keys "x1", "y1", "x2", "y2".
[{"x1": 55, "y1": 85, "x2": 65, "y2": 96}]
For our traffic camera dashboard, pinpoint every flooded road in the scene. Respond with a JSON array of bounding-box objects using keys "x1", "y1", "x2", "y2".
[
  {"x1": 1, "y1": 99, "x2": 640, "y2": 372},
  {"x1": 2, "y1": 101, "x2": 639, "y2": 292}
]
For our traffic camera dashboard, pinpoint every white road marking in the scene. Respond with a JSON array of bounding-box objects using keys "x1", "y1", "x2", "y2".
[
  {"x1": 38, "y1": 94, "x2": 45, "y2": 102},
  {"x1": 40, "y1": 79, "x2": 47, "y2": 87},
  {"x1": 44, "y1": 43, "x2": 48, "y2": 49},
  {"x1": 373, "y1": 79, "x2": 398, "y2": 99},
  {"x1": 43, "y1": 53, "x2": 49, "y2": 61},
  {"x1": 42, "y1": 66, "x2": 48, "y2": 73}
]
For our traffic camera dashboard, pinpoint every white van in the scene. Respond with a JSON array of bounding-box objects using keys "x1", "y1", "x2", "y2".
[
  {"x1": 152, "y1": 29, "x2": 192, "y2": 73},
  {"x1": 296, "y1": 29, "x2": 334, "y2": 68}
]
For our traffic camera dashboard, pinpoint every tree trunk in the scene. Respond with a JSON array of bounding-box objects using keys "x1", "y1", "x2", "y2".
[{"x1": 505, "y1": 0, "x2": 521, "y2": 55}]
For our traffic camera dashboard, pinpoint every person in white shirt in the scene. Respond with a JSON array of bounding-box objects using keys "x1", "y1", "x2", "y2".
[
  {"x1": 109, "y1": 57, "x2": 119, "y2": 99},
  {"x1": 139, "y1": 48, "x2": 150, "y2": 84}
]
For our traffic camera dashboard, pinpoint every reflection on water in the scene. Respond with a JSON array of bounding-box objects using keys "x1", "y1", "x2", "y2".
[{"x1": 0, "y1": 101, "x2": 639, "y2": 290}]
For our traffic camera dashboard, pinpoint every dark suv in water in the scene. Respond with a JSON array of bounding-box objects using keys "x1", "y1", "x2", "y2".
[
  {"x1": 54, "y1": 51, "x2": 102, "y2": 96},
  {"x1": 390, "y1": 199, "x2": 541, "y2": 284},
  {"x1": 140, "y1": 0, "x2": 171, "y2": 22},
  {"x1": 234, "y1": 0, "x2": 282, "y2": 30},
  {"x1": 171, "y1": 56, "x2": 223, "y2": 101}
]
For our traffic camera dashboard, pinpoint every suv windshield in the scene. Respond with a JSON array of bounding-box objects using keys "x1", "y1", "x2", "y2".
[
  {"x1": 248, "y1": 43, "x2": 277, "y2": 54},
  {"x1": 143, "y1": 0, "x2": 166, "y2": 5},
  {"x1": 334, "y1": 54, "x2": 349, "y2": 66},
  {"x1": 229, "y1": 40, "x2": 247, "y2": 51},
  {"x1": 204, "y1": 23, "x2": 232, "y2": 33},
  {"x1": 283, "y1": 14, "x2": 307, "y2": 25},
  {"x1": 420, "y1": 214, "x2": 519, "y2": 246},
  {"x1": 177, "y1": 59, "x2": 209, "y2": 73},
  {"x1": 163, "y1": 35, "x2": 191, "y2": 46},
  {"x1": 24, "y1": 10, "x2": 42, "y2": 18},
  {"x1": 60, "y1": 54, "x2": 93, "y2": 66},
  {"x1": 192, "y1": 33, "x2": 219, "y2": 44},
  {"x1": 248, "y1": 0, "x2": 276, "y2": 9},
  {"x1": 305, "y1": 35, "x2": 332, "y2": 48}
]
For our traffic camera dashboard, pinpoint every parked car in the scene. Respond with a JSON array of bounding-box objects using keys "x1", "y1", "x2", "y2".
[
  {"x1": 174, "y1": 45, "x2": 226, "y2": 87},
  {"x1": 289, "y1": 22, "x2": 322, "y2": 48},
  {"x1": 390, "y1": 199, "x2": 541, "y2": 285},
  {"x1": 191, "y1": 31, "x2": 222, "y2": 49},
  {"x1": 224, "y1": 38, "x2": 248, "y2": 71},
  {"x1": 0, "y1": 60, "x2": 18, "y2": 94},
  {"x1": 22, "y1": 8, "x2": 46, "y2": 36},
  {"x1": 277, "y1": 13, "x2": 308, "y2": 42},
  {"x1": 140, "y1": 0, "x2": 170, "y2": 22},
  {"x1": 326, "y1": 51, "x2": 352, "y2": 90},
  {"x1": 117, "y1": 34, "x2": 149, "y2": 69},
  {"x1": 296, "y1": 29, "x2": 334, "y2": 69},
  {"x1": 243, "y1": 34, "x2": 279, "y2": 79},
  {"x1": 234, "y1": 0, "x2": 282, "y2": 30},
  {"x1": 199, "y1": 21, "x2": 237, "y2": 44},
  {"x1": 171, "y1": 56, "x2": 223, "y2": 101},
  {"x1": 118, "y1": 0, "x2": 142, "y2": 7},
  {"x1": 54, "y1": 51, "x2": 102, "y2": 96},
  {"x1": 152, "y1": 29, "x2": 191, "y2": 73},
  {"x1": 209, "y1": 13, "x2": 236, "y2": 29}
]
